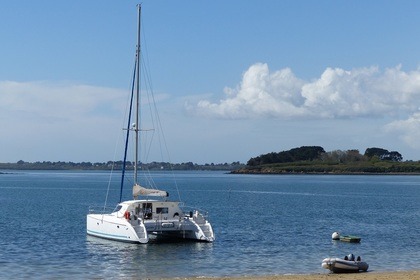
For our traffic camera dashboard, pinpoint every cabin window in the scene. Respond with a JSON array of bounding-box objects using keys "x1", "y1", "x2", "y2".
[
  {"x1": 114, "y1": 205, "x2": 122, "y2": 212},
  {"x1": 156, "y1": 207, "x2": 168, "y2": 214},
  {"x1": 142, "y1": 203, "x2": 153, "y2": 219}
]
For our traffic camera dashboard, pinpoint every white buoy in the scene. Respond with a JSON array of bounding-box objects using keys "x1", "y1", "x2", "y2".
[{"x1": 332, "y1": 231, "x2": 340, "y2": 240}]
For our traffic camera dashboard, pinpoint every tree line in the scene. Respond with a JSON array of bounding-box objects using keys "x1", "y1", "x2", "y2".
[
  {"x1": 233, "y1": 146, "x2": 420, "y2": 174},
  {"x1": 246, "y1": 146, "x2": 404, "y2": 166},
  {"x1": 0, "y1": 160, "x2": 244, "y2": 171}
]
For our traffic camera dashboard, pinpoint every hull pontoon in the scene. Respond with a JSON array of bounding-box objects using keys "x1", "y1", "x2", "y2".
[{"x1": 87, "y1": 200, "x2": 214, "y2": 243}]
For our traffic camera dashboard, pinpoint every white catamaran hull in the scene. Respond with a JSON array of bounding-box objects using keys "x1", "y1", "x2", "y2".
[
  {"x1": 87, "y1": 213, "x2": 148, "y2": 243},
  {"x1": 87, "y1": 200, "x2": 214, "y2": 243}
]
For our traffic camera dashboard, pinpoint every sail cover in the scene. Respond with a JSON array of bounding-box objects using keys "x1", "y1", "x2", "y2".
[{"x1": 133, "y1": 184, "x2": 169, "y2": 198}]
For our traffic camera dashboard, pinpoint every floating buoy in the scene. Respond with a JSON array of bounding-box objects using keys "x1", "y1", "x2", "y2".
[{"x1": 332, "y1": 231, "x2": 340, "y2": 240}]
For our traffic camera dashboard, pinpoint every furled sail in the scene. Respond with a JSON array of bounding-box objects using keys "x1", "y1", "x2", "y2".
[{"x1": 133, "y1": 184, "x2": 169, "y2": 198}]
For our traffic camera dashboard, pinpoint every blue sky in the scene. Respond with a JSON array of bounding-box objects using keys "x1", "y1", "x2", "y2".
[{"x1": 2, "y1": 1, "x2": 420, "y2": 164}]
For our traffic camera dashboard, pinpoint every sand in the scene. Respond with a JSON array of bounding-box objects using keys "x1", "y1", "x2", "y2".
[{"x1": 176, "y1": 270, "x2": 420, "y2": 280}]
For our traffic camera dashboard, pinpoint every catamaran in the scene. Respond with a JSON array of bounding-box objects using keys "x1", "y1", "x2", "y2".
[{"x1": 86, "y1": 4, "x2": 214, "y2": 244}]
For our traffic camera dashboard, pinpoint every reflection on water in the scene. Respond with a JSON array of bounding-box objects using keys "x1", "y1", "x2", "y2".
[{"x1": 85, "y1": 235, "x2": 215, "y2": 278}]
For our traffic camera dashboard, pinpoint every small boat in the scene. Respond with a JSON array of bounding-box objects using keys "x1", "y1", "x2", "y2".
[
  {"x1": 322, "y1": 254, "x2": 369, "y2": 273},
  {"x1": 340, "y1": 235, "x2": 361, "y2": 243},
  {"x1": 86, "y1": 4, "x2": 215, "y2": 244},
  {"x1": 332, "y1": 231, "x2": 361, "y2": 243}
]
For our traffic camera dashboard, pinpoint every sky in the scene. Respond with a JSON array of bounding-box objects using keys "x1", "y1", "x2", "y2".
[{"x1": 1, "y1": 0, "x2": 420, "y2": 164}]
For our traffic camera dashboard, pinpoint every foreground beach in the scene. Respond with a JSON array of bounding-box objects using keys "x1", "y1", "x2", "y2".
[{"x1": 180, "y1": 271, "x2": 420, "y2": 280}]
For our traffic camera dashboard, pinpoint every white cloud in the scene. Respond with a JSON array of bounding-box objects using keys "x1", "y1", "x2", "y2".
[
  {"x1": 0, "y1": 80, "x2": 124, "y2": 121},
  {"x1": 193, "y1": 63, "x2": 307, "y2": 119},
  {"x1": 0, "y1": 81, "x2": 127, "y2": 161},
  {"x1": 189, "y1": 63, "x2": 420, "y2": 158},
  {"x1": 192, "y1": 63, "x2": 420, "y2": 120},
  {"x1": 385, "y1": 112, "x2": 420, "y2": 149}
]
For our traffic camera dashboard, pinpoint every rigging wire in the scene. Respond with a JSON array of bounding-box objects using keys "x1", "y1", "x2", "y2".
[
  {"x1": 103, "y1": 55, "x2": 138, "y2": 208},
  {"x1": 138, "y1": 18, "x2": 182, "y2": 201},
  {"x1": 108, "y1": 11, "x2": 182, "y2": 203},
  {"x1": 103, "y1": 135, "x2": 120, "y2": 212}
]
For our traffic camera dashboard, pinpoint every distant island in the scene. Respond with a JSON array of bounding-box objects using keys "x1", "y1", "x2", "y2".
[
  {"x1": 232, "y1": 146, "x2": 420, "y2": 175},
  {"x1": 0, "y1": 160, "x2": 244, "y2": 171},
  {"x1": 2, "y1": 146, "x2": 420, "y2": 174}
]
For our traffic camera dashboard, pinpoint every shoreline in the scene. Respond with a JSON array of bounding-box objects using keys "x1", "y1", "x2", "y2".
[
  {"x1": 230, "y1": 169, "x2": 420, "y2": 175},
  {"x1": 231, "y1": 171, "x2": 420, "y2": 175},
  {"x1": 177, "y1": 270, "x2": 420, "y2": 280}
]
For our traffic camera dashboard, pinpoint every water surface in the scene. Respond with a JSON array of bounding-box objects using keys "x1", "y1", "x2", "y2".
[{"x1": 0, "y1": 171, "x2": 419, "y2": 278}]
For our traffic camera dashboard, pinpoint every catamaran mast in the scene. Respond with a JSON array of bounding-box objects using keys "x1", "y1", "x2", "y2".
[
  {"x1": 134, "y1": 4, "x2": 141, "y2": 184},
  {"x1": 118, "y1": 4, "x2": 141, "y2": 202}
]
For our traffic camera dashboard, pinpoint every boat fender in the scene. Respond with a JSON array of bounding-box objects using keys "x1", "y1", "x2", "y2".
[{"x1": 124, "y1": 211, "x2": 131, "y2": 220}]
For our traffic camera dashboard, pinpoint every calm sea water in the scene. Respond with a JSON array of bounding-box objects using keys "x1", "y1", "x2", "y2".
[{"x1": 0, "y1": 170, "x2": 419, "y2": 278}]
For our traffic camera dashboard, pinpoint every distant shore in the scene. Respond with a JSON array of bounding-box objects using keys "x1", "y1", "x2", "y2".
[
  {"x1": 0, "y1": 161, "x2": 244, "y2": 172},
  {"x1": 231, "y1": 161, "x2": 420, "y2": 175},
  {"x1": 177, "y1": 270, "x2": 420, "y2": 280},
  {"x1": 231, "y1": 170, "x2": 420, "y2": 175}
]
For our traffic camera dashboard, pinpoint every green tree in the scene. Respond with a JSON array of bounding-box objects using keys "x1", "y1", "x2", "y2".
[{"x1": 364, "y1": 147, "x2": 389, "y2": 158}]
